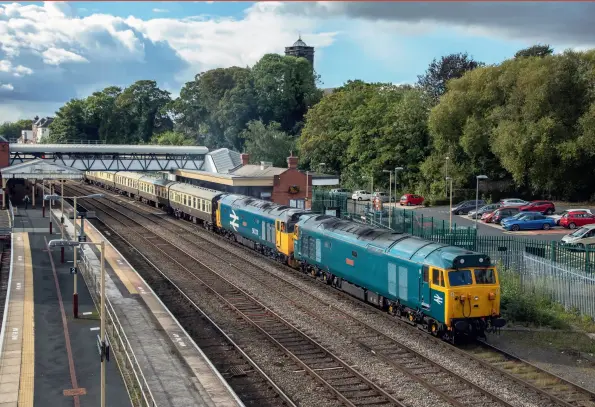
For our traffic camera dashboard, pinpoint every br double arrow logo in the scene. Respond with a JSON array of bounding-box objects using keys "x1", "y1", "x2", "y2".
[{"x1": 230, "y1": 209, "x2": 239, "y2": 231}]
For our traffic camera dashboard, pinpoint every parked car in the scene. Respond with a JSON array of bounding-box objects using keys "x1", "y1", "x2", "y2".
[
  {"x1": 491, "y1": 206, "x2": 521, "y2": 224},
  {"x1": 519, "y1": 200, "x2": 555, "y2": 215},
  {"x1": 352, "y1": 190, "x2": 372, "y2": 201},
  {"x1": 499, "y1": 198, "x2": 529, "y2": 207},
  {"x1": 451, "y1": 200, "x2": 485, "y2": 215},
  {"x1": 560, "y1": 225, "x2": 595, "y2": 249},
  {"x1": 329, "y1": 188, "x2": 351, "y2": 196},
  {"x1": 558, "y1": 211, "x2": 595, "y2": 229},
  {"x1": 400, "y1": 194, "x2": 424, "y2": 206},
  {"x1": 501, "y1": 212, "x2": 556, "y2": 231},
  {"x1": 372, "y1": 191, "x2": 395, "y2": 203},
  {"x1": 550, "y1": 209, "x2": 593, "y2": 225},
  {"x1": 468, "y1": 203, "x2": 501, "y2": 219},
  {"x1": 481, "y1": 211, "x2": 496, "y2": 223}
]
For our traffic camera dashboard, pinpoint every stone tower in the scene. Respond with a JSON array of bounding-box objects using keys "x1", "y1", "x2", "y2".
[{"x1": 285, "y1": 35, "x2": 314, "y2": 66}]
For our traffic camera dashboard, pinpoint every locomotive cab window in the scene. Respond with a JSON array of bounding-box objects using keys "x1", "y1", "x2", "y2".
[
  {"x1": 432, "y1": 269, "x2": 445, "y2": 287},
  {"x1": 474, "y1": 269, "x2": 496, "y2": 284},
  {"x1": 449, "y1": 269, "x2": 474, "y2": 286},
  {"x1": 351, "y1": 251, "x2": 357, "y2": 258},
  {"x1": 281, "y1": 222, "x2": 286, "y2": 232},
  {"x1": 422, "y1": 266, "x2": 429, "y2": 283}
]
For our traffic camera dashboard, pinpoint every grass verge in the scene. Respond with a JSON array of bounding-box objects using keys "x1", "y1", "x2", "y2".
[{"x1": 499, "y1": 267, "x2": 595, "y2": 333}]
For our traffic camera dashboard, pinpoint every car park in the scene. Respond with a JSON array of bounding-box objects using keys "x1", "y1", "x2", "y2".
[
  {"x1": 501, "y1": 212, "x2": 556, "y2": 231},
  {"x1": 491, "y1": 206, "x2": 521, "y2": 224},
  {"x1": 499, "y1": 198, "x2": 529, "y2": 207},
  {"x1": 560, "y1": 225, "x2": 595, "y2": 249},
  {"x1": 550, "y1": 209, "x2": 593, "y2": 225},
  {"x1": 468, "y1": 203, "x2": 501, "y2": 219},
  {"x1": 451, "y1": 200, "x2": 485, "y2": 215},
  {"x1": 400, "y1": 194, "x2": 424, "y2": 206},
  {"x1": 372, "y1": 191, "x2": 395, "y2": 203},
  {"x1": 558, "y1": 211, "x2": 595, "y2": 229},
  {"x1": 519, "y1": 200, "x2": 555, "y2": 215},
  {"x1": 352, "y1": 190, "x2": 372, "y2": 201}
]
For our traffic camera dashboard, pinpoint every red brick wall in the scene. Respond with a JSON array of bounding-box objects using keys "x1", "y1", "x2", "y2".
[
  {"x1": 271, "y1": 169, "x2": 311, "y2": 206},
  {"x1": 0, "y1": 142, "x2": 9, "y2": 169}
]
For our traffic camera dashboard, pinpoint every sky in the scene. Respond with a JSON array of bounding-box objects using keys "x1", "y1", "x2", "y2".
[{"x1": 1, "y1": 1, "x2": 594, "y2": 122}]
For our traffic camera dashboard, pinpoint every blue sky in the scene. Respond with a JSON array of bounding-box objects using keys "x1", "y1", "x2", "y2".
[{"x1": 0, "y1": 1, "x2": 593, "y2": 121}]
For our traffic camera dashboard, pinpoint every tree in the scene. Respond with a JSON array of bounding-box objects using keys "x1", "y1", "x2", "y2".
[
  {"x1": 300, "y1": 80, "x2": 431, "y2": 190},
  {"x1": 252, "y1": 54, "x2": 322, "y2": 135},
  {"x1": 0, "y1": 119, "x2": 33, "y2": 140},
  {"x1": 47, "y1": 99, "x2": 88, "y2": 142},
  {"x1": 417, "y1": 52, "x2": 484, "y2": 103},
  {"x1": 515, "y1": 44, "x2": 554, "y2": 59},
  {"x1": 84, "y1": 86, "x2": 122, "y2": 142},
  {"x1": 151, "y1": 131, "x2": 194, "y2": 146},
  {"x1": 241, "y1": 120, "x2": 295, "y2": 167},
  {"x1": 423, "y1": 49, "x2": 595, "y2": 200}
]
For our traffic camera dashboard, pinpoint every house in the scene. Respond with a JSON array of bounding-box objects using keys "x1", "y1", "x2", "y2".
[{"x1": 32, "y1": 116, "x2": 53, "y2": 143}]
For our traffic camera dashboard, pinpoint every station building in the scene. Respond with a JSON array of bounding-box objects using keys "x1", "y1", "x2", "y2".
[{"x1": 170, "y1": 150, "x2": 339, "y2": 208}]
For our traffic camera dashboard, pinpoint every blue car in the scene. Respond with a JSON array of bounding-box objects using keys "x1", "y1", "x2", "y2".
[{"x1": 501, "y1": 212, "x2": 556, "y2": 231}]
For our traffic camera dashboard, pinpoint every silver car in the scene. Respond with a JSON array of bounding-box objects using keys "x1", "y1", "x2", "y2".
[
  {"x1": 560, "y1": 224, "x2": 595, "y2": 248},
  {"x1": 372, "y1": 191, "x2": 395, "y2": 203},
  {"x1": 499, "y1": 198, "x2": 529, "y2": 207}
]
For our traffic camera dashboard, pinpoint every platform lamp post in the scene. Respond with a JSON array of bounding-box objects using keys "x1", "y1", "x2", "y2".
[
  {"x1": 394, "y1": 167, "x2": 404, "y2": 206},
  {"x1": 382, "y1": 170, "x2": 393, "y2": 229},
  {"x1": 45, "y1": 193, "x2": 104, "y2": 318},
  {"x1": 445, "y1": 155, "x2": 450, "y2": 197},
  {"x1": 48, "y1": 239, "x2": 108, "y2": 407},
  {"x1": 446, "y1": 176, "x2": 453, "y2": 230},
  {"x1": 475, "y1": 175, "x2": 488, "y2": 230}
]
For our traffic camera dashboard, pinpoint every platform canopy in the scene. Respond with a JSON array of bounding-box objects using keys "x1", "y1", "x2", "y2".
[{"x1": 1, "y1": 159, "x2": 83, "y2": 180}]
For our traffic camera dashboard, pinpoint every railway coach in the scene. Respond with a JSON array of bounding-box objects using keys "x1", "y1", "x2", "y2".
[
  {"x1": 168, "y1": 183, "x2": 221, "y2": 229},
  {"x1": 137, "y1": 175, "x2": 176, "y2": 208},
  {"x1": 293, "y1": 213, "x2": 506, "y2": 341},
  {"x1": 216, "y1": 194, "x2": 307, "y2": 263}
]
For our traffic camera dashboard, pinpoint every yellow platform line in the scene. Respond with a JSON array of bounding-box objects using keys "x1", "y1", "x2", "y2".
[
  {"x1": 18, "y1": 233, "x2": 34, "y2": 407},
  {"x1": 76, "y1": 219, "x2": 138, "y2": 294}
]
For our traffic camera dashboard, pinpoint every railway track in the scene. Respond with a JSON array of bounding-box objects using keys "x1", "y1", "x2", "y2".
[
  {"x1": 62, "y1": 184, "x2": 405, "y2": 407},
  {"x1": 64, "y1": 183, "x2": 521, "y2": 407},
  {"x1": 64, "y1": 182, "x2": 595, "y2": 407}
]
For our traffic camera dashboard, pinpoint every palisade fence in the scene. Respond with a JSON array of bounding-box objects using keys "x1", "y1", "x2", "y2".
[{"x1": 313, "y1": 190, "x2": 595, "y2": 319}]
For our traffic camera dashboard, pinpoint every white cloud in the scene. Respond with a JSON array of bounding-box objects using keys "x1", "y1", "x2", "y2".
[
  {"x1": 42, "y1": 47, "x2": 89, "y2": 65},
  {"x1": 0, "y1": 83, "x2": 14, "y2": 91},
  {"x1": 152, "y1": 8, "x2": 169, "y2": 13},
  {"x1": 0, "y1": 1, "x2": 338, "y2": 122}
]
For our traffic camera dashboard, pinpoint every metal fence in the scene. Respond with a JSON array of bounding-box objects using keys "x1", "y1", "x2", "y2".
[{"x1": 520, "y1": 252, "x2": 595, "y2": 319}]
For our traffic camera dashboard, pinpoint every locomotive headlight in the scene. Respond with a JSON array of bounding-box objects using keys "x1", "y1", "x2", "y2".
[
  {"x1": 479, "y1": 258, "x2": 484, "y2": 263},
  {"x1": 460, "y1": 259, "x2": 465, "y2": 264},
  {"x1": 474, "y1": 296, "x2": 479, "y2": 301}
]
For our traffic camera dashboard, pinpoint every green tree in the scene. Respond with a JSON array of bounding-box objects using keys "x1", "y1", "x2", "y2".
[
  {"x1": 515, "y1": 44, "x2": 554, "y2": 59},
  {"x1": 84, "y1": 86, "x2": 123, "y2": 142},
  {"x1": 252, "y1": 54, "x2": 322, "y2": 135},
  {"x1": 0, "y1": 119, "x2": 33, "y2": 140},
  {"x1": 151, "y1": 130, "x2": 194, "y2": 146},
  {"x1": 47, "y1": 99, "x2": 88, "y2": 142},
  {"x1": 300, "y1": 80, "x2": 430, "y2": 190},
  {"x1": 417, "y1": 52, "x2": 484, "y2": 104},
  {"x1": 241, "y1": 120, "x2": 295, "y2": 167}
]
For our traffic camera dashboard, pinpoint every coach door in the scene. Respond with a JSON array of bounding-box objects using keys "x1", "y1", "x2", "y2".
[{"x1": 275, "y1": 220, "x2": 282, "y2": 250}]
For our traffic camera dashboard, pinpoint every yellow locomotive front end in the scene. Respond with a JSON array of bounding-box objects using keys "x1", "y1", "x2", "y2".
[{"x1": 444, "y1": 266, "x2": 505, "y2": 336}]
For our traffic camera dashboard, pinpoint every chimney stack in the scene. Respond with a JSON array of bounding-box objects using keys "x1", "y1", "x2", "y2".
[
  {"x1": 287, "y1": 152, "x2": 298, "y2": 169},
  {"x1": 240, "y1": 153, "x2": 250, "y2": 166}
]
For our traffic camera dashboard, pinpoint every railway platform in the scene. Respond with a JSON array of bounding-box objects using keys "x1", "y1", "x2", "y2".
[{"x1": 49, "y1": 203, "x2": 243, "y2": 407}]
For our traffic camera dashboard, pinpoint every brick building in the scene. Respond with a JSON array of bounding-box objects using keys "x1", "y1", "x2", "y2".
[{"x1": 174, "y1": 152, "x2": 338, "y2": 208}]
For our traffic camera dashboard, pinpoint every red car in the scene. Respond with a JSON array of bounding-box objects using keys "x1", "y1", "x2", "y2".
[
  {"x1": 490, "y1": 206, "x2": 521, "y2": 224},
  {"x1": 481, "y1": 211, "x2": 495, "y2": 223},
  {"x1": 400, "y1": 194, "x2": 424, "y2": 206},
  {"x1": 519, "y1": 200, "x2": 555, "y2": 215},
  {"x1": 559, "y1": 211, "x2": 595, "y2": 229}
]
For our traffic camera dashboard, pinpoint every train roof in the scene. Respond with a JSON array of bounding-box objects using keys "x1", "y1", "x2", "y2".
[
  {"x1": 114, "y1": 171, "x2": 146, "y2": 180},
  {"x1": 169, "y1": 182, "x2": 223, "y2": 199},
  {"x1": 138, "y1": 175, "x2": 175, "y2": 187},
  {"x1": 299, "y1": 214, "x2": 491, "y2": 269},
  {"x1": 220, "y1": 194, "x2": 307, "y2": 221}
]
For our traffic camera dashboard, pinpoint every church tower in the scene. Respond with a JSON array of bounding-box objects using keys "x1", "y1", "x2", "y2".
[{"x1": 285, "y1": 35, "x2": 314, "y2": 66}]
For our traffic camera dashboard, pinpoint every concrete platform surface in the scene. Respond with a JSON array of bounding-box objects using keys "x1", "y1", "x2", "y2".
[{"x1": 51, "y1": 201, "x2": 243, "y2": 407}]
